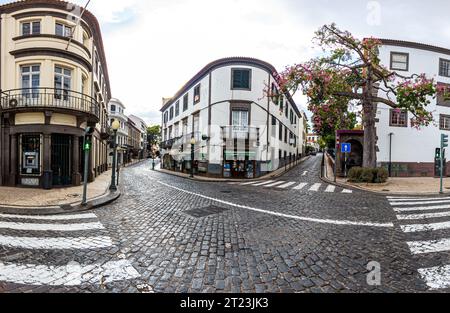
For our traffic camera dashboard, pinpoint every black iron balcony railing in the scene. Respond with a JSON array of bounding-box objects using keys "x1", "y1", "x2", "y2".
[
  {"x1": 221, "y1": 126, "x2": 259, "y2": 141},
  {"x1": 0, "y1": 88, "x2": 100, "y2": 119}
]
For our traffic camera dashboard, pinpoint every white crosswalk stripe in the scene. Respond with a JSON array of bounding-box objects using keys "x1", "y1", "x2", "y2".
[
  {"x1": 388, "y1": 196, "x2": 450, "y2": 290},
  {"x1": 277, "y1": 182, "x2": 297, "y2": 189},
  {"x1": 264, "y1": 181, "x2": 286, "y2": 188},
  {"x1": 309, "y1": 183, "x2": 322, "y2": 192},
  {"x1": 0, "y1": 212, "x2": 141, "y2": 288},
  {"x1": 293, "y1": 183, "x2": 308, "y2": 190},
  {"x1": 252, "y1": 180, "x2": 275, "y2": 186},
  {"x1": 325, "y1": 185, "x2": 336, "y2": 193},
  {"x1": 0, "y1": 260, "x2": 140, "y2": 286},
  {"x1": 0, "y1": 221, "x2": 104, "y2": 232}
]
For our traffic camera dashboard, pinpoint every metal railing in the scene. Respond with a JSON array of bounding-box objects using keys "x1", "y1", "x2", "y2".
[
  {"x1": 1, "y1": 88, "x2": 100, "y2": 119},
  {"x1": 221, "y1": 126, "x2": 259, "y2": 141}
]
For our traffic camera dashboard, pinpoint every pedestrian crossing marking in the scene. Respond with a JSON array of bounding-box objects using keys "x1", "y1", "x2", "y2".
[
  {"x1": 264, "y1": 181, "x2": 286, "y2": 188},
  {"x1": 0, "y1": 212, "x2": 141, "y2": 288},
  {"x1": 401, "y1": 221, "x2": 450, "y2": 233},
  {"x1": 293, "y1": 183, "x2": 308, "y2": 190},
  {"x1": 277, "y1": 182, "x2": 296, "y2": 189},
  {"x1": 309, "y1": 183, "x2": 322, "y2": 192},
  {"x1": 0, "y1": 221, "x2": 104, "y2": 232},
  {"x1": 418, "y1": 265, "x2": 450, "y2": 290},
  {"x1": 231, "y1": 180, "x2": 354, "y2": 194},
  {"x1": 0, "y1": 260, "x2": 140, "y2": 286},
  {"x1": 397, "y1": 211, "x2": 450, "y2": 221},
  {"x1": 388, "y1": 195, "x2": 450, "y2": 290},
  {"x1": 252, "y1": 180, "x2": 275, "y2": 186}
]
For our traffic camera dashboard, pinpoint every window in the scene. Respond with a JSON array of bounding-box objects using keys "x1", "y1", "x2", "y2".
[
  {"x1": 285, "y1": 103, "x2": 289, "y2": 118},
  {"x1": 21, "y1": 65, "x2": 40, "y2": 99},
  {"x1": 279, "y1": 123, "x2": 283, "y2": 141},
  {"x1": 164, "y1": 112, "x2": 168, "y2": 124},
  {"x1": 271, "y1": 115, "x2": 277, "y2": 137},
  {"x1": 174, "y1": 123, "x2": 180, "y2": 138},
  {"x1": 440, "y1": 115, "x2": 450, "y2": 130},
  {"x1": 21, "y1": 134, "x2": 41, "y2": 175},
  {"x1": 437, "y1": 83, "x2": 450, "y2": 107},
  {"x1": 271, "y1": 83, "x2": 279, "y2": 104},
  {"x1": 284, "y1": 127, "x2": 288, "y2": 143},
  {"x1": 280, "y1": 95, "x2": 284, "y2": 111},
  {"x1": 390, "y1": 109, "x2": 408, "y2": 127},
  {"x1": 54, "y1": 66, "x2": 72, "y2": 100},
  {"x1": 439, "y1": 59, "x2": 450, "y2": 78},
  {"x1": 110, "y1": 105, "x2": 116, "y2": 112},
  {"x1": 390, "y1": 52, "x2": 409, "y2": 71},
  {"x1": 290, "y1": 110, "x2": 294, "y2": 124},
  {"x1": 232, "y1": 110, "x2": 249, "y2": 132},
  {"x1": 56, "y1": 23, "x2": 72, "y2": 37},
  {"x1": 169, "y1": 106, "x2": 174, "y2": 120},
  {"x1": 22, "y1": 21, "x2": 40, "y2": 36},
  {"x1": 83, "y1": 32, "x2": 90, "y2": 48},
  {"x1": 183, "y1": 94, "x2": 189, "y2": 111},
  {"x1": 232, "y1": 69, "x2": 251, "y2": 90},
  {"x1": 194, "y1": 84, "x2": 201, "y2": 104},
  {"x1": 175, "y1": 101, "x2": 180, "y2": 117}
]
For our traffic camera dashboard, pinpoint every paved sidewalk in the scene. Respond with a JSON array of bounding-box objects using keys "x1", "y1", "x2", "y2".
[
  {"x1": 0, "y1": 170, "x2": 111, "y2": 208},
  {"x1": 157, "y1": 156, "x2": 310, "y2": 182},
  {"x1": 323, "y1": 153, "x2": 450, "y2": 195}
]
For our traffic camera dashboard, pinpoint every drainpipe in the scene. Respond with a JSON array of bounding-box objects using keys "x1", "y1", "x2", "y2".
[{"x1": 389, "y1": 133, "x2": 394, "y2": 177}]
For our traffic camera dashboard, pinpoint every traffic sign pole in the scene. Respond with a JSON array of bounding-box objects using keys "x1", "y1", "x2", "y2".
[{"x1": 440, "y1": 134, "x2": 448, "y2": 194}]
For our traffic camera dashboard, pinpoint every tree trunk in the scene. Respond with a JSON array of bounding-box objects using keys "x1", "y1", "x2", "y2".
[{"x1": 362, "y1": 99, "x2": 378, "y2": 168}]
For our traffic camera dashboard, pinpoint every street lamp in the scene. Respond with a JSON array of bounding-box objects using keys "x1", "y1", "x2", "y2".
[
  {"x1": 190, "y1": 137, "x2": 196, "y2": 178},
  {"x1": 110, "y1": 119, "x2": 121, "y2": 191}
]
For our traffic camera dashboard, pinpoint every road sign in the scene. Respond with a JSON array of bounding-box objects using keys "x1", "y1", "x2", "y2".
[
  {"x1": 442, "y1": 134, "x2": 449, "y2": 149},
  {"x1": 341, "y1": 143, "x2": 351, "y2": 154}
]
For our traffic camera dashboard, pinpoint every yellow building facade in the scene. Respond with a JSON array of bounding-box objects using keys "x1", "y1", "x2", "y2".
[{"x1": 0, "y1": 0, "x2": 111, "y2": 188}]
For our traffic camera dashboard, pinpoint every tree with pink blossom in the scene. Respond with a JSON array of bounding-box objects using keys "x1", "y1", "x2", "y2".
[{"x1": 273, "y1": 24, "x2": 447, "y2": 168}]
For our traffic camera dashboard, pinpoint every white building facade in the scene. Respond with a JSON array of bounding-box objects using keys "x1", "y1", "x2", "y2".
[
  {"x1": 160, "y1": 57, "x2": 306, "y2": 179},
  {"x1": 376, "y1": 39, "x2": 450, "y2": 177},
  {"x1": 108, "y1": 98, "x2": 128, "y2": 166}
]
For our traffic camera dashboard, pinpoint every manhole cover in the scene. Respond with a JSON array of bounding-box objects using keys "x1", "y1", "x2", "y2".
[{"x1": 185, "y1": 206, "x2": 229, "y2": 218}]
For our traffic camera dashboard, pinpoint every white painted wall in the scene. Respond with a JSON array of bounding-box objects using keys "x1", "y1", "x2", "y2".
[{"x1": 376, "y1": 44, "x2": 450, "y2": 164}]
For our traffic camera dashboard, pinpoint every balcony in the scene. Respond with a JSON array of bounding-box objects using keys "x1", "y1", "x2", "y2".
[
  {"x1": 0, "y1": 88, "x2": 100, "y2": 121},
  {"x1": 221, "y1": 126, "x2": 259, "y2": 141}
]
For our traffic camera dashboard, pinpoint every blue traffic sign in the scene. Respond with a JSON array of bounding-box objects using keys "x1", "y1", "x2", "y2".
[{"x1": 341, "y1": 143, "x2": 351, "y2": 153}]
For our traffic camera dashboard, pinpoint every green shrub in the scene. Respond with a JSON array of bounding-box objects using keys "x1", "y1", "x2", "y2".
[
  {"x1": 361, "y1": 168, "x2": 374, "y2": 183},
  {"x1": 348, "y1": 167, "x2": 363, "y2": 183},
  {"x1": 347, "y1": 167, "x2": 388, "y2": 184},
  {"x1": 375, "y1": 167, "x2": 389, "y2": 183}
]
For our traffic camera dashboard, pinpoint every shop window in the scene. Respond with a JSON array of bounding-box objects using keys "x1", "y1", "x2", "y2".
[{"x1": 21, "y1": 134, "x2": 42, "y2": 176}]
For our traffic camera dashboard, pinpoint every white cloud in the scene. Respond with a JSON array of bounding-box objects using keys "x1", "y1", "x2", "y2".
[{"x1": 64, "y1": 0, "x2": 450, "y2": 125}]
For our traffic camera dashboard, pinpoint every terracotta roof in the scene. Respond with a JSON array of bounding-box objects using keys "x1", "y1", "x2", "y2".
[
  {"x1": 160, "y1": 57, "x2": 301, "y2": 117},
  {"x1": 0, "y1": 0, "x2": 112, "y2": 99},
  {"x1": 377, "y1": 39, "x2": 450, "y2": 56}
]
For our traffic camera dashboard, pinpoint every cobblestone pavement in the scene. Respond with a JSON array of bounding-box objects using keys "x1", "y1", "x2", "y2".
[{"x1": 0, "y1": 156, "x2": 448, "y2": 293}]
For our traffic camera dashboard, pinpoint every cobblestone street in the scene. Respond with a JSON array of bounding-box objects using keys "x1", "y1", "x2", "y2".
[{"x1": 0, "y1": 156, "x2": 448, "y2": 293}]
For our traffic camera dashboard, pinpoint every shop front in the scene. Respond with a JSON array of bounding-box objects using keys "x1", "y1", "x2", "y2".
[{"x1": 223, "y1": 150, "x2": 256, "y2": 179}]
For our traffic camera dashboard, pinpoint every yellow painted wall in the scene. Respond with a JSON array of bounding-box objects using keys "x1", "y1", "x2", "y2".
[
  {"x1": 50, "y1": 113, "x2": 77, "y2": 127},
  {"x1": 15, "y1": 112, "x2": 45, "y2": 125}
]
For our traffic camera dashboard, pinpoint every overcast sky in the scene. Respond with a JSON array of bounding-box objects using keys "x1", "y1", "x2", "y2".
[{"x1": 3, "y1": 0, "x2": 450, "y2": 125}]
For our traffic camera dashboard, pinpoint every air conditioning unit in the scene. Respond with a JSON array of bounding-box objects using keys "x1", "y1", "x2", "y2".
[{"x1": 9, "y1": 98, "x2": 18, "y2": 107}]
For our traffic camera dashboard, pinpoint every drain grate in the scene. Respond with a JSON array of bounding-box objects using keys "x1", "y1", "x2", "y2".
[
  {"x1": 184, "y1": 205, "x2": 229, "y2": 218},
  {"x1": 220, "y1": 190, "x2": 232, "y2": 194}
]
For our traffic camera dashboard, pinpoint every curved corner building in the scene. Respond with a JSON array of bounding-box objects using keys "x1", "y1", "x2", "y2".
[{"x1": 0, "y1": 0, "x2": 111, "y2": 188}]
